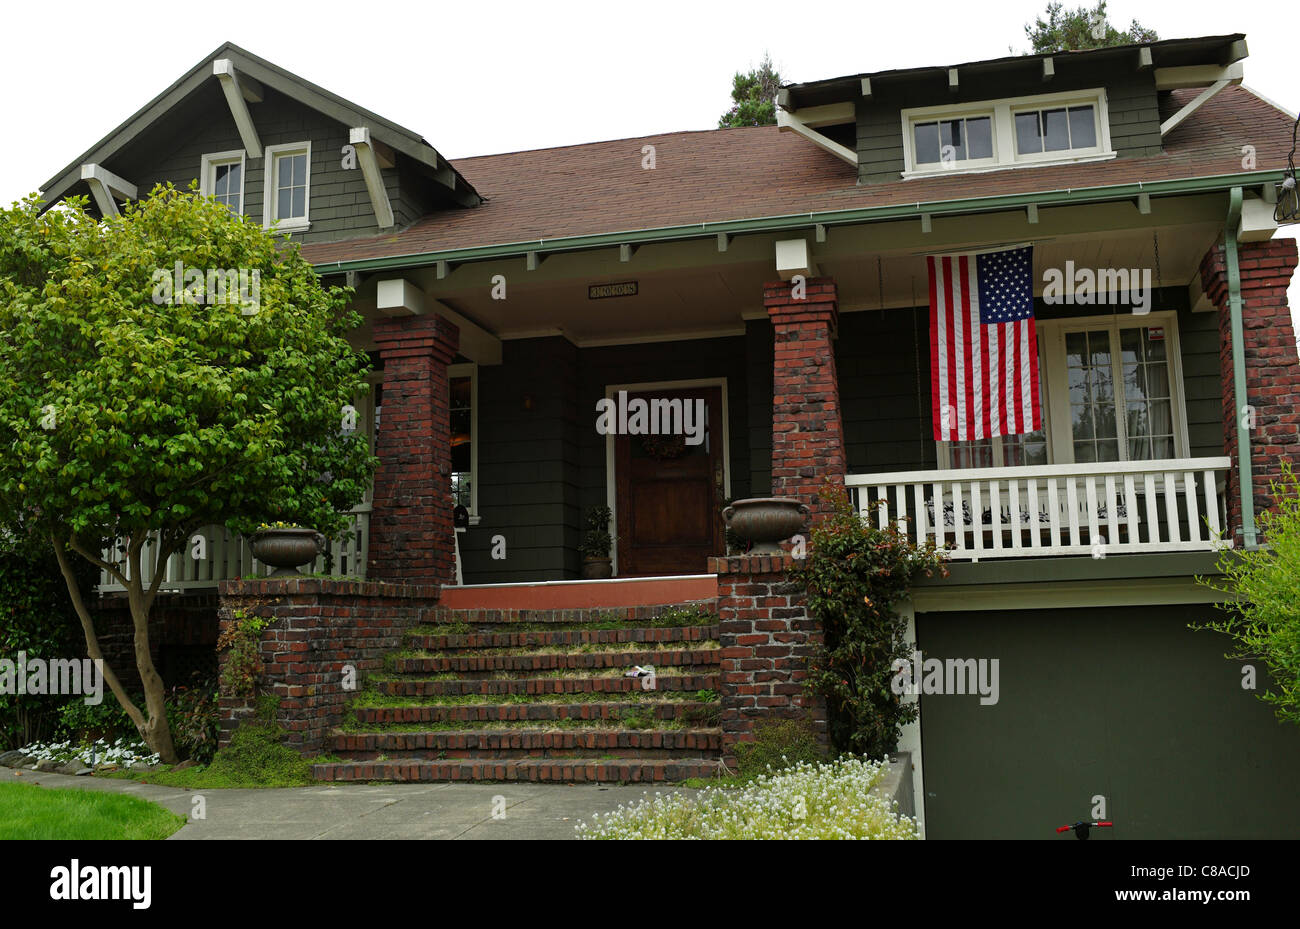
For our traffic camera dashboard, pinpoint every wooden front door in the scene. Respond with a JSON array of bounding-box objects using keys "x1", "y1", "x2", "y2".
[{"x1": 614, "y1": 386, "x2": 725, "y2": 576}]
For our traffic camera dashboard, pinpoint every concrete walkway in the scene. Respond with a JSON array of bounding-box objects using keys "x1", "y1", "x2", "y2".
[{"x1": 0, "y1": 765, "x2": 686, "y2": 839}]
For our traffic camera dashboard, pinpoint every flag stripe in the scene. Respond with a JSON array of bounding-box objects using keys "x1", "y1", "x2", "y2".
[{"x1": 928, "y1": 246, "x2": 1038, "y2": 442}]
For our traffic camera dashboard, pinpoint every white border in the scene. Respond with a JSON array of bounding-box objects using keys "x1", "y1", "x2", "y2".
[
  {"x1": 602, "y1": 377, "x2": 731, "y2": 576},
  {"x1": 199, "y1": 149, "x2": 246, "y2": 214},
  {"x1": 262, "y1": 141, "x2": 312, "y2": 232}
]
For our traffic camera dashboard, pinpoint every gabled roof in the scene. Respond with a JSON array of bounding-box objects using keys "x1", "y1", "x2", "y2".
[
  {"x1": 40, "y1": 42, "x2": 480, "y2": 209},
  {"x1": 301, "y1": 84, "x2": 1295, "y2": 270}
]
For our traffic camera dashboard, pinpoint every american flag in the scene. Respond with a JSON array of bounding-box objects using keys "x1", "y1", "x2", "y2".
[{"x1": 929, "y1": 245, "x2": 1041, "y2": 442}]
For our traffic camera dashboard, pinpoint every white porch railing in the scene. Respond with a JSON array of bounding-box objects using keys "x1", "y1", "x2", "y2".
[
  {"x1": 97, "y1": 507, "x2": 371, "y2": 592},
  {"x1": 845, "y1": 458, "x2": 1232, "y2": 560}
]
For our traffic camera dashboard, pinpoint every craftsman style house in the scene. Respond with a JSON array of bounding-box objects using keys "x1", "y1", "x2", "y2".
[{"x1": 32, "y1": 35, "x2": 1300, "y2": 836}]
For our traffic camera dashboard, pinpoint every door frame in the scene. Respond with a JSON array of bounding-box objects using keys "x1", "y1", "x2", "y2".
[{"x1": 603, "y1": 377, "x2": 731, "y2": 576}]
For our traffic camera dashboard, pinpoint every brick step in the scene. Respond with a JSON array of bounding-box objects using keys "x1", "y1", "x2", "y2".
[
  {"x1": 392, "y1": 648, "x2": 719, "y2": 675},
  {"x1": 405, "y1": 624, "x2": 720, "y2": 651},
  {"x1": 353, "y1": 700, "x2": 715, "y2": 725},
  {"x1": 373, "y1": 673, "x2": 718, "y2": 697},
  {"x1": 330, "y1": 728, "x2": 722, "y2": 758},
  {"x1": 311, "y1": 757, "x2": 723, "y2": 783},
  {"x1": 430, "y1": 600, "x2": 716, "y2": 626}
]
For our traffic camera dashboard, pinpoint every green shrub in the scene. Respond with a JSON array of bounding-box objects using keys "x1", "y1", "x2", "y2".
[
  {"x1": 199, "y1": 698, "x2": 310, "y2": 787},
  {"x1": 1197, "y1": 461, "x2": 1300, "y2": 726},
  {"x1": 792, "y1": 484, "x2": 947, "y2": 758},
  {"x1": 733, "y1": 718, "x2": 822, "y2": 778},
  {"x1": 0, "y1": 528, "x2": 96, "y2": 750},
  {"x1": 165, "y1": 674, "x2": 219, "y2": 765}
]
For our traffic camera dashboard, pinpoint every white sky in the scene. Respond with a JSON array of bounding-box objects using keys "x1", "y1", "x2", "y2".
[{"x1": 1, "y1": 0, "x2": 1297, "y2": 324}]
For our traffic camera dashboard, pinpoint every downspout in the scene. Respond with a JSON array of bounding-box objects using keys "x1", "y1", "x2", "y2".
[{"x1": 1225, "y1": 187, "x2": 1258, "y2": 548}]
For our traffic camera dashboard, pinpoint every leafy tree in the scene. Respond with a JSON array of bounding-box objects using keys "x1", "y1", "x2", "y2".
[
  {"x1": 1196, "y1": 462, "x2": 1300, "y2": 727},
  {"x1": 718, "y1": 52, "x2": 784, "y2": 128},
  {"x1": 0, "y1": 185, "x2": 376, "y2": 762},
  {"x1": 1024, "y1": 1, "x2": 1158, "y2": 54}
]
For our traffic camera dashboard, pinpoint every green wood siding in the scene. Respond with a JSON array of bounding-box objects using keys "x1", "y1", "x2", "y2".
[
  {"x1": 856, "y1": 69, "x2": 1161, "y2": 185},
  {"x1": 122, "y1": 87, "x2": 437, "y2": 243},
  {"x1": 837, "y1": 308, "x2": 938, "y2": 473}
]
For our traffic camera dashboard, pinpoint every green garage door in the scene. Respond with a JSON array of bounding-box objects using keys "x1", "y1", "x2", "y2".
[{"x1": 917, "y1": 604, "x2": 1300, "y2": 839}]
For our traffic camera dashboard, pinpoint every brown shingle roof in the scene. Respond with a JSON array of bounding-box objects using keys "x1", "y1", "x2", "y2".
[{"x1": 302, "y1": 85, "x2": 1296, "y2": 266}]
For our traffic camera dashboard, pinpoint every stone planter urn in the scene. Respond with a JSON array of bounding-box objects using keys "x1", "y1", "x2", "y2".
[
  {"x1": 248, "y1": 527, "x2": 325, "y2": 577},
  {"x1": 721, "y1": 498, "x2": 812, "y2": 555}
]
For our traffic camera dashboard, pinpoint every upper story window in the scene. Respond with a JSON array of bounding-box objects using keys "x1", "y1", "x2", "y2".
[
  {"x1": 902, "y1": 89, "x2": 1113, "y2": 178},
  {"x1": 200, "y1": 151, "x2": 244, "y2": 213},
  {"x1": 263, "y1": 142, "x2": 311, "y2": 231}
]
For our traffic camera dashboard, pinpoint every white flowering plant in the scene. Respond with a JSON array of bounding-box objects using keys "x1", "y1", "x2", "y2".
[
  {"x1": 576, "y1": 757, "x2": 920, "y2": 840},
  {"x1": 16, "y1": 737, "x2": 161, "y2": 769}
]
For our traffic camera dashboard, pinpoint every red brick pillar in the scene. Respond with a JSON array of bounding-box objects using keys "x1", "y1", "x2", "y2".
[
  {"x1": 764, "y1": 277, "x2": 846, "y2": 521},
  {"x1": 368, "y1": 313, "x2": 460, "y2": 584},
  {"x1": 1199, "y1": 237, "x2": 1300, "y2": 545},
  {"x1": 710, "y1": 553, "x2": 828, "y2": 765}
]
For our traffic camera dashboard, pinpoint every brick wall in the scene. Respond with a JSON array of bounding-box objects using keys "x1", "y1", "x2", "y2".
[
  {"x1": 710, "y1": 554, "x2": 827, "y2": 763},
  {"x1": 369, "y1": 313, "x2": 460, "y2": 584},
  {"x1": 1199, "y1": 237, "x2": 1300, "y2": 544},
  {"x1": 216, "y1": 578, "x2": 439, "y2": 752},
  {"x1": 91, "y1": 593, "x2": 220, "y2": 691},
  {"x1": 764, "y1": 277, "x2": 847, "y2": 521}
]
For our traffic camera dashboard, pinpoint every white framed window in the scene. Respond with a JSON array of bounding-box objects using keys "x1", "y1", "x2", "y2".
[
  {"x1": 449, "y1": 362, "x2": 479, "y2": 522},
  {"x1": 263, "y1": 142, "x2": 312, "y2": 231},
  {"x1": 200, "y1": 150, "x2": 245, "y2": 213},
  {"x1": 902, "y1": 88, "x2": 1115, "y2": 178},
  {"x1": 1042, "y1": 310, "x2": 1188, "y2": 464}
]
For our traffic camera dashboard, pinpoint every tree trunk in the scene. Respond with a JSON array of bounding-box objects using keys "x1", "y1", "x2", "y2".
[{"x1": 126, "y1": 535, "x2": 180, "y2": 765}]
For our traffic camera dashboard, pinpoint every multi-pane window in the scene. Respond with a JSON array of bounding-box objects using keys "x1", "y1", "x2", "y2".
[
  {"x1": 912, "y1": 115, "x2": 993, "y2": 166},
  {"x1": 903, "y1": 90, "x2": 1111, "y2": 176},
  {"x1": 1065, "y1": 325, "x2": 1175, "y2": 462},
  {"x1": 1014, "y1": 104, "x2": 1099, "y2": 156},
  {"x1": 201, "y1": 151, "x2": 244, "y2": 213},
  {"x1": 263, "y1": 143, "x2": 311, "y2": 228}
]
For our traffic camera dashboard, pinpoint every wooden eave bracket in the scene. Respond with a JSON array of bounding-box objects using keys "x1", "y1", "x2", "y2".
[
  {"x1": 213, "y1": 59, "x2": 263, "y2": 159},
  {"x1": 776, "y1": 108, "x2": 858, "y2": 167},
  {"x1": 79, "y1": 164, "x2": 137, "y2": 217},
  {"x1": 1158, "y1": 62, "x2": 1244, "y2": 138},
  {"x1": 349, "y1": 127, "x2": 396, "y2": 230}
]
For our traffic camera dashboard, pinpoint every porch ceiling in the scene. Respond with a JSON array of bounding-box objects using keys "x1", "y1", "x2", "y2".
[{"x1": 344, "y1": 192, "x2": 1231, "y2": 351}]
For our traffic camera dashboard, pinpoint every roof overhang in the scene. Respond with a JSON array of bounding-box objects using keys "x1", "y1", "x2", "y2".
[{"x1": 781, "y1": 34, "x2": 1249, "y2": 109}]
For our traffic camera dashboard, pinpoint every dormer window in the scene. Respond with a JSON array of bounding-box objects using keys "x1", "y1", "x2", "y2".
[
  {"x1": 263, "y1": 142, "x2": 312, "y2": 231},
  {"x1": 902, "y1": 89, "x2": 1114, "y2": 178},
  {"x1": 200, "y1": 150, "x2": 245, "y2": 213}
]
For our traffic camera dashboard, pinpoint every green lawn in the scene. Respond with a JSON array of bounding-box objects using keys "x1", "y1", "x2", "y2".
[{"x1": 0, "y1": 781, "x2": 186, "y2": 840}]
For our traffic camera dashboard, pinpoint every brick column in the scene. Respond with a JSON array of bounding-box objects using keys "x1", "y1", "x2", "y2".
[
  {"x1": 369, "y1": 313, "x2": 459, "y2": 584},
  {"x1": 1199, "y1": 237, "x2": 1300, "y2": 544},
  {"x1": 710, "y1": 553, "x2": 828, "y2": 765},
  {"x1": 764, "y1": 277, "x2": 846, "y2": 521}
]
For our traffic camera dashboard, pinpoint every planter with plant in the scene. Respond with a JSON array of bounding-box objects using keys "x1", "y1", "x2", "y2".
[
  {"x1": 248, "y1": 522, "x2": 325, "y2": 577},
  {"x1": 580, "y1": 505, "x2": 613, "y2": 579}
]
